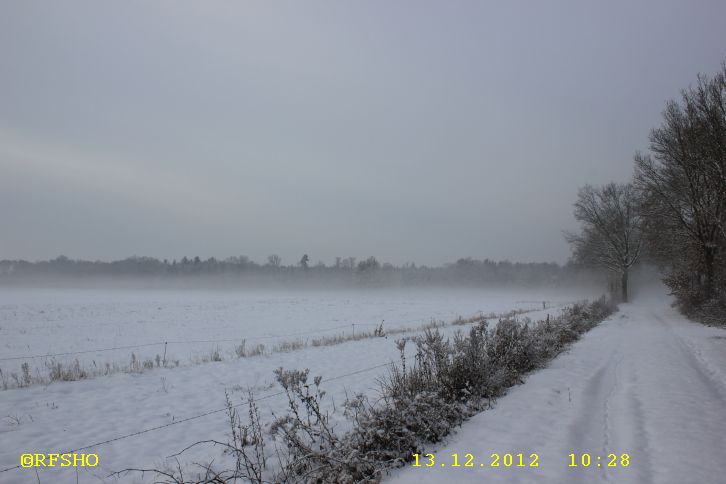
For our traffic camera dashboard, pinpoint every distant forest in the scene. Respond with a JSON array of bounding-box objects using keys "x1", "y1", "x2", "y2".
[{"x1": 0, "y1": 255, "x2": 599, "y2": 288}]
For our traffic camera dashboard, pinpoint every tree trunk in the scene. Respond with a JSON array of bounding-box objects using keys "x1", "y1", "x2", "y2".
[
  {"x1": 703, "y1": 247, "x2": 716, "y2": 300},
  {"x1": 621, "y1": 269, "x2": 629, "y2": 303}
]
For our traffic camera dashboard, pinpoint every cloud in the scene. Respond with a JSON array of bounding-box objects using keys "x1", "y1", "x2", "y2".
[{"x1": 0, "y1": 128, "x2": 242, "y2": 222}]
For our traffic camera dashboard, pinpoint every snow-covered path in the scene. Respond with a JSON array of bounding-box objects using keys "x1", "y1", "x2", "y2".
[{"x1": 389, "y1": 290, "x2": 726, "y2": 484}]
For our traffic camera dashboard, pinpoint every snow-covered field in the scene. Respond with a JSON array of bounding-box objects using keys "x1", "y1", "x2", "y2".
[
  {"x1": 0, "y1": 286, "x2": 595, "y2": 483},
  {"x1": 0, "y1": 287, "x2": 586, "y2": 381}
]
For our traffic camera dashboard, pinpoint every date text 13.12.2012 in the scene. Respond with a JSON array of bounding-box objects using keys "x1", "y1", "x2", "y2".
[{"x1": 411, "y1": 453, "x2": 631, "y2": 469}]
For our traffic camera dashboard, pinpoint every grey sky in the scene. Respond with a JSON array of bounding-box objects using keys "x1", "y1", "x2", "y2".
[{"x1": 1, "y1": 1, "x2": 725, "y2": 266}]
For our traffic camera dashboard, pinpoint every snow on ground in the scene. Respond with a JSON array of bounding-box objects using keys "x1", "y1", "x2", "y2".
[
  {"x1": 0, "y1": 287, "x2": 594, "y2": 483},
  {"x1": 388, "y1": 286, "x2": 726, "y2": 484},
  {"x1": 0, "y1": 287, "x2": 585, "y2": 377}
]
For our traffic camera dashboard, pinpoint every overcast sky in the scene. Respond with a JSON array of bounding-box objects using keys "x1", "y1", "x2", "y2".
[{"x1": 1, "y1": 1, "x2": 725, "y2": 266}]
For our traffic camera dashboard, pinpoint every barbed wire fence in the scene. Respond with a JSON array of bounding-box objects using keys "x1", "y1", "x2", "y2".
[
  {"x1": 0, "y1": 304, "x2": 566, "y2": 395},
  {"x1": 0, "y1": 309, "x2": 503, "y2": 363}
]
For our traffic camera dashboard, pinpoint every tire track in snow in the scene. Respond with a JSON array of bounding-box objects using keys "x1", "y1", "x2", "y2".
[
  {"x1": 673, "y1": 334, "x2": 726, "y2": 405},
  {"x1": 641, "y1": 309, "x2": 726, "y2": 483},
  {"x1": 600, "y1": 353, "x2": 623, "y2": 484},
  {"x1": 651, "y1": 310, "x2": 726, "y2": 406},
  {"x1": 563, "y1": 341, "x2": 654, "y2": 484},
  {"x1": 616, "y1": 360, "x2": 654, "y2": 484},
  {"x1": 564, "y1": 353, "x2": 621, "y2": 483}
]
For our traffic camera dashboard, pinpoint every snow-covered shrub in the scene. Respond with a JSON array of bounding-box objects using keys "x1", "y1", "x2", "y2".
[
  {"x1": 588, "y1": 295, "x2": 617, "y2": 321},
  {"x1": 664, "y1": 269, "x2": 705, "y2": 316},
  {"x1": 209, "y1": 347, "x2": 223, "y2": 362},
  {"x1": 235, "y1": 340, "x2": 246, "y2": 358},
  {"x1": 487, "y1": 317, "x2": 537, "y2": 387},
  {"x1": 21, "y1": 362, "x2": 31, "y2": 387},
  {"x1": 268, "y1": 367, "x2": 345, "y2": 482},
  {"x1": 248, "y1": 343, "x2": 266, "y2": 357},
  {"x1": 345, "y1": 390, "x2": 469, "y2": 469},
  {"x1": 445, "y1": 321, "x2": 492, "y2": 400},
  {"x1": 695, "y1": 295, "x2": 726, "y2": 326},
  {"x1": 46, "y1": 359, "x2": 88, "y2": 382},
  {"x1": 225, "y1": 390, "x2": 267, "y2": 483},
  {"x1": 272, "y1": 339, "x2": 306, "y2": 353}
]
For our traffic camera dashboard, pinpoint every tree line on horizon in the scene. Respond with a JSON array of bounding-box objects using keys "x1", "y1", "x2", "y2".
[
  {"x1": 568, "y1": 62, "x2": 725, "y2": 324},
  {"x1": 0, "y1": 254, "x2": 598, "y2": 287}
]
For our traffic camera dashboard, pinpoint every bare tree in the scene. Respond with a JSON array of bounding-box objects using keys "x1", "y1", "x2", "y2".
[
  {"x1": 634, "y1": 63, "x2": 726, "y2": 301},
  {"x1": 357, "y1": 256, "x2": 380, "y2": 273},
  {"x1": 266, "y1": 254, "x2": 282, "y2": 268},
  {"x1": 299, "y1": 254, "x2": 309, "y2": 269},
  {"x1": 566, "y1": 183, "x2": 643, "y2": 302}
]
